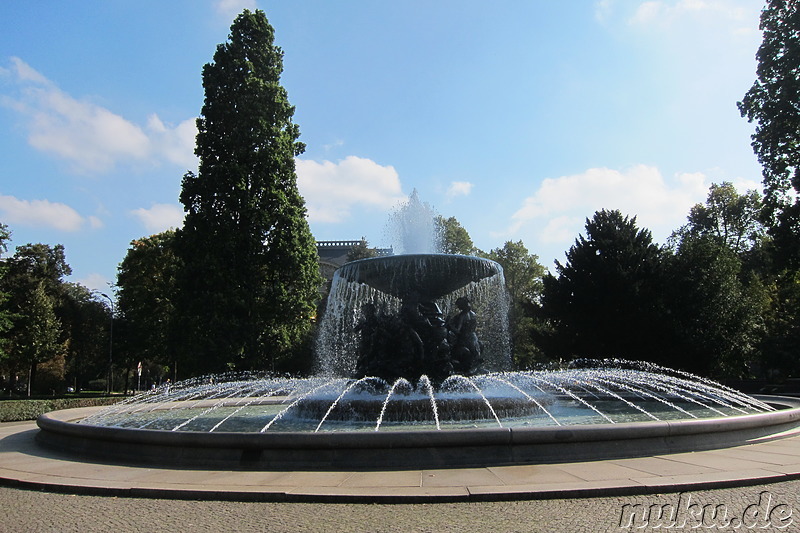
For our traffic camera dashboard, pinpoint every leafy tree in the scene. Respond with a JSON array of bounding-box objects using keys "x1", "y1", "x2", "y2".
[
  {"x1": 665, "y1": 234, "x2": 766, "y2": 377},
  {"x1": 485, "y1": 241, "x2": 545, "y2": 305},
  {"x1": 175, "y1": 10, "x2": 322, "y2": 376},
  {"x1": 1, "y1": 243, "x2": 71, "y2": 394},
  {"x1": 738, "y1": 0, "x2": 800, "y2": 267},
  {"x1": 758, "y1": 270, "x2": 800, "y2": 377},
  {"x1": 6, "y1": 243, "x2": 71, "y2": 295},
  {"x1": 436, "y1": 216, "x2": 475, "y2": 255},
  {"x1": 61, "y1": 283, "x2": 112, "y2": 393},
  {"x1": 674, "y1": 182, "x2": 766, "y2": 255},
  {"x1": 539, "y1": 210, "x2": 669, "y2": 363},
  {"x1": 117, "y1": 232, "x2": 179, "y2": 377},
  {"x1": 346, "y1": 237, "x2": 379, "y2": 262},
  {"x1": 483, "y1": 240, "x2": 546, "y2": 368},
  {"x1": 11, "y1": 281, "x2": 62, "y2": 396}
]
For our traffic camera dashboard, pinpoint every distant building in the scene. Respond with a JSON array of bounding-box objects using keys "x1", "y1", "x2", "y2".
[{"x1": 316, "y1": 240, "x2": 393, "y2": 281}]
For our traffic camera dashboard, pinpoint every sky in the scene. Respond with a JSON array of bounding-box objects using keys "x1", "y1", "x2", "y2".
[{"x1": 0, "y1": 0, "x2": 766, "y2": 294}]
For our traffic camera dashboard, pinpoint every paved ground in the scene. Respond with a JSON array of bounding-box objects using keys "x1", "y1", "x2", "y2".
[
  {"x1": 6, "y1": 414, "x2": 800, "y2": 501},
  {"x1": 3, "y1": 481, "x2": 800, "y2": 532},
  {"x1": 5, "y1": 408, "x2": 800, "y2": 531}
]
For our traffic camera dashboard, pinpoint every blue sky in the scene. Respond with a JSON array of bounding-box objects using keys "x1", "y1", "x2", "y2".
[{"x1": 0, "y1": 0, "x2": 765, "y2": 293}]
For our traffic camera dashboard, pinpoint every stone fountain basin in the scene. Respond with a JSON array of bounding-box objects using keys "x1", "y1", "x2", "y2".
[
  {"x1": 36, "y1": 395, "x2": 800, "y2": 470},
  {"x1": 336, "y1": 254, "x2": 501, "y2": 300}
]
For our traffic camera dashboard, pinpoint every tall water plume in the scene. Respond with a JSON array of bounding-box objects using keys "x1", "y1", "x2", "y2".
[{"x1": 385, "y1": 189, "x2": 443, "y2": 254}]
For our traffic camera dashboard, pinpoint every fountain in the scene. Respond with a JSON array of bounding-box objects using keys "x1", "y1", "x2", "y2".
[
  {"x1": 34, "y1": 193, "x2": 800, "y2": 469},
  {"x1": 36, "y1": 251, "x2": 800, "y2": 469},
  {"x1": 315, "y1": 253, "x2": 511, "y2": 384}
]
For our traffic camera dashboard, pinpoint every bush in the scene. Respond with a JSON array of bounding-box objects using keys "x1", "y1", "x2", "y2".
[{"x1": 0, "y1": 397, "x2": 119, "y2": 422}]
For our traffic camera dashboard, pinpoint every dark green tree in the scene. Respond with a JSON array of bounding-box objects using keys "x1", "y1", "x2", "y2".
[
  {"x1": 738, "y1": 0, "x2": 800, "y2": 268},
  {"x1": 117, "y1": 232, "x2": 179, "y2": 378},
  {"x1": 1, "y1": 243, "x2": 71, "y2": 394},
  {"x1": 60, "y1": 283, "x2": 111, "y2": 393},
  {"x1": 758, "y1": 269, "x2": 800, "y2": 377},
  {"x1": 485, "y1": 241, "x2": 545, "y2": 306},
  {"x1": 483, "y1": 240, "x2": 546, "y2": 368},
  {"x1": 175, "y1": 10, "x2": 322, "y2": 376},
  {"x1": 676, "y1": 182, "x2": 766, "y2": 255},
  {"x1": 13, "y1": 282, "x2": 62, "y2": 396},
  {"x1": 346, "y1": 237, "x2": 379, "y2": 262},
  {"x1": 539, "y1": 210, "x2": 669, "y2": 363},
  {"x1": 5, "y1": 243, "x2": 71, "y2": 296},
  {"x1": 665, "y1": 234, "x2": 766, "y2": 377},
  {"x1": 435, "y1": 216, "x2": 475, "y2": 255}
]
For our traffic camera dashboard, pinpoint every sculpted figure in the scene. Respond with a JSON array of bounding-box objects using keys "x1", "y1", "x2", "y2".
[{"x1": 447, "y1": 297, "x2": 482, "y2": 375}]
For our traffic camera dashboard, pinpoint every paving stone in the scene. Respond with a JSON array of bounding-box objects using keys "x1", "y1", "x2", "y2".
[{"x1": 421, "y1": 467, "x2": 505, "y2": 487}]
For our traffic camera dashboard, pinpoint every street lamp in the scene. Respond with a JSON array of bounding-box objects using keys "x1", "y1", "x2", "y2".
[{"x1": 99, "y1": 292, "x2": 114, "y2": 395}]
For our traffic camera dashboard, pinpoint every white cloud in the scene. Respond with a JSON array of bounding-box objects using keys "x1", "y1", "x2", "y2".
[
  {"x1": 323, "y1": 139, "x2": 345, "y2": 152},
  {"x1": 629, "y1": 1, "x2": 663, "y2": 25},
  {"x1": 216, "y1": 0, "x2": 257, "y2": 18},
  {"x1": 594, "y1": 0, "x2": 614, "y2": 22},
  {"x1": 502, "y1": 165, "x2": 711, "y2": 246},
  {"x1": 88, "y1": 215, "x2": 104, "y2": 229},
  {"x1": 0, "y1": 194, "x2": 88, "y2": 231},
  {"x1": 446, "y1": 181, "x2": 474, "y2": 200},
  {"x1": 296, "y1": 156, "x2": 406, "y2": 223},
  {"x1": 146, "y1": 114, "x2": 198, "y2": 168},
  {"x1": 1, "y1": 57, "x2": 197, "y2": 174},
  {"x1": 130, "y1": 203, "x2": 184, "y2": 233},
  {"x1": 627, "y1": 0, "x2": 753, "y2": 32}
]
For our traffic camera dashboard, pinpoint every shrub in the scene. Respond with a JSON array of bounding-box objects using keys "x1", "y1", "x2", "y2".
[{"x1": 0, "y1": 397, "x2": 119, "y2": 422}]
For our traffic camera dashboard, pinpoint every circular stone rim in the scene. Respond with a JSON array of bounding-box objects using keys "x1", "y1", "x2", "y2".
[{"x1": 336, "y1": 253, "x2": 502, "y2": 300}]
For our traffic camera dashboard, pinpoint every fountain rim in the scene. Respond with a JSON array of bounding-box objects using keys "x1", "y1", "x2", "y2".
[
  {"x1": 334, "y1": 253, "x2": 503, "y2": 300},
  {"x1": 36, "y1": 395, "x2": 800, "y2": 470}
]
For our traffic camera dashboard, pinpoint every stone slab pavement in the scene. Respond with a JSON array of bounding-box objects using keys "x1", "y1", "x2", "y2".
[{"x1": 4, "y1": 481, "x2": 800, "y2": 532}]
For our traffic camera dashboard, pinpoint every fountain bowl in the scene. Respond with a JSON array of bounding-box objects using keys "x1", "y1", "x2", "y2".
[
  {"x1": 36, "y1": 395, "x2": 800, "y2": 470},
  {"x1": 336, "y1": 254, "x2": 501, "y2": 300},
  {"x1": 35, "y1": 366, "x2": 800, "y2": 470}
]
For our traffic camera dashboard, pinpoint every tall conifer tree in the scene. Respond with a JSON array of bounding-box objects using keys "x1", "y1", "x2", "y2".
[{"x1": 175, "y1": 10, "x2": 321, "y2": 375}]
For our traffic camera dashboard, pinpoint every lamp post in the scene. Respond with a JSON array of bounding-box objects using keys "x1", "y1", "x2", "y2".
[{"x1": 99, "y1": 292, "x2": 114, "y2": 395}]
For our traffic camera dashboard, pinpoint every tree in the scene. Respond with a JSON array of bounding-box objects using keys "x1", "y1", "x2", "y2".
[
  {"x1": 346, "y1": 237, "x2": 379, "y2": 262},
  {"x1": 117, "y1": 232, "x2": 179, "y2": 377},
  {"x1": 666, "y1": 183, "x2": 773, "y2": 377},
  {"x1": 539, "y1": 210, "x2": 669, "y2": 363},
  {"x1": 485, "y1": 241, "x2": 545, "y2": 306},
  {"x1": 60, "y1": 283, "x2": 110, "y2": 393},
  {"x1": 12, "y1": 282, "x2": 62, "y2": 396},
  {"x1": 1, "y1": 243, "x2": 71, "y2": 394},
  {"x1": 483, "y1": 241, "x2": 546, "y2": 368},
  {"x1": 758, "y1": 269, "x2": 800, "y2": 377},
  {"x1": 5, "y1": 243, "x2": 71, "y2": 295},
  {"x1": 665, "y1": 234, "x2": 766, "y2": 377},
  {"x1": 738, "y1": 0, "x2": 800, "y2": 267},
  {"x1": 175, "y1": 10, "x2": 322, "y2": 376},
  {"x1": 435, "y1": 216, "x2": 475, "y2": 255},
  {"x1": 675, "y1": 182, "x2": 766, "y2": 256}
]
